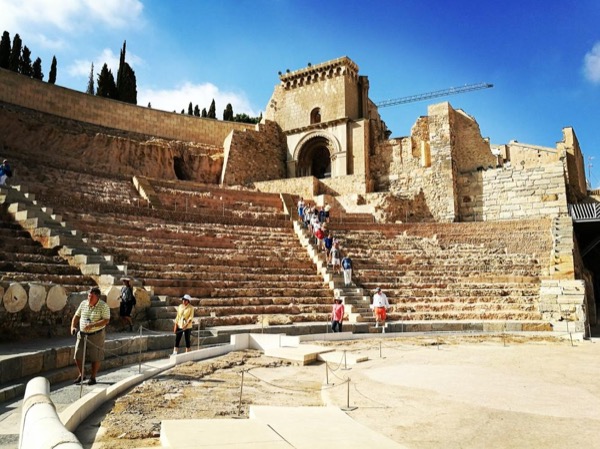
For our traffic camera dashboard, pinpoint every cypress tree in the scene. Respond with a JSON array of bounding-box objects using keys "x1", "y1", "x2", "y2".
[
  {"x1": 207, "y1": 99, "x2": 216, "y2": 119},
  {"x1": 8, "y1": 33, "x2": 22, "y2": 72},
  {"x1": 48, "y1": 56, "x2": 57, "y2": 84},
  {"x1": 0, "y1": 31, "x2": 11, "y2": 69},
  {"x1": 86, "y1": 63, "x2": 95, "y2": 94},
  {"x1": 201, "y1": 108, "x2": 207, "y2": 118},
  {"x1": 32, "y1": 57, "x2": 43, "y2": 80},
  {"x1": 116, "y1": 41, "x2": 126, "y2": 96},
  {"x1": 96, "y1": 63, "x2": 117, "y2": 99},
  {"x1": 20, "y1": 45, "x2": 32, "y2": 76},
  {"x1": 187, "y1": 102, "x2": 193, "y2": 115},
  {"x1": 194, "y1": 105, "x2": 200, "y2": 117},
  {"x1": 119, "y1": 62, "x2": 137, "y2": 104},
  {"x1": 223, "y1": 103, "x2": 234, "y2": 121}
]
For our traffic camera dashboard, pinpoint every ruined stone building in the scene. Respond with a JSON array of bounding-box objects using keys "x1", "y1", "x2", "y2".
[{"x1": 0, "y1": 55, "x2": 597, "y2": 341}]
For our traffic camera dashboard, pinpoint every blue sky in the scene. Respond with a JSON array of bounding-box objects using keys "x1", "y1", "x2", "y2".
[{"x1": 2, "y1": 1, "x2": 600, "y2": 185}]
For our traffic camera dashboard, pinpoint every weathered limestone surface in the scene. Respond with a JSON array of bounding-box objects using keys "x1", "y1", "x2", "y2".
[{"x1": 0, "y1": 102, "x2": 225, "y2": 183}]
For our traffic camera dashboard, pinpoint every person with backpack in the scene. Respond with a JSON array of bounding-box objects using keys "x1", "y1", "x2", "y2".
[
  {"x1": 118, "y1": 277, "x2": 136, "y2": 331},
  {"x1": 0, "y1": 159, "x2": 12, "y2": 185},
  {"x1": 341, "y1": 254, "x2": 353, "y2": 287},
  {"x1": 330, "y1": 244, "x2": 342, "y2": 274}
]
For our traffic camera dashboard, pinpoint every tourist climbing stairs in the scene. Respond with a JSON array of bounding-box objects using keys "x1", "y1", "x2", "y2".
[{"x1": 292, "y1": 220, "x2": 375, "y2": 329}]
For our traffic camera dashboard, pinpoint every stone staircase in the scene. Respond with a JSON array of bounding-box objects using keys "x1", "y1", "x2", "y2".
[
  {"x1": 293, "y1": 221, "x2": 378, "y2": 331},
  {"x1": 0, "y1": 185, "x2": 126, "y2": 286}
]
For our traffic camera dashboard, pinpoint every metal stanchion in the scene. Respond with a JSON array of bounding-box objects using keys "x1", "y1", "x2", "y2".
[
  {"x1": 342, "y1": 350, "x2": 350, "y2": 370},
  {"x1": 379, "y1": 341, "x2": 382, "y2": 358},
  {"x1": 237, "y1": 370, "x2": 245, "y2": 417},
  {"x1": 196, "y1": 322, "x2": 200, "y2": 351},
  {"x1": 325, "y1": 362, "x2": 329, "y2": 385},
  {"x1": 138, "y1": 326, "x2": 143, "y2": 374},
  {"x1": 79, "y1": 334, "x2": 88, "y2": 398},
  {"x1": 340, "y1": 379, "x2": 357, "y2": 411}
]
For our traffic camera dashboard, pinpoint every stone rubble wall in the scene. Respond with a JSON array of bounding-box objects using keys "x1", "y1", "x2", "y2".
[
  {"x1": 458, "y1": 163, "x2": 568, "y2": 221},
  {"x1": 254, "y1": 176, "x2": 318, "y2": 199},
  {"x1": 451, "y1": 108, "x2": 497, "y2": 172},
  {"x1": 221, "y1": 121, "x2": 287, "y2": 186},
  {"x1": 0, "y1": 68, "x2": 253, "y2": 146},
  {"x1": 539, "y1": 279, "x2": 586, "y2": 334}
]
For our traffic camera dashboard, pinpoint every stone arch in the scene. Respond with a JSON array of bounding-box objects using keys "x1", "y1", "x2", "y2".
[{"x1": 293, "y1": 132, "x2": 340, "y2": 179}]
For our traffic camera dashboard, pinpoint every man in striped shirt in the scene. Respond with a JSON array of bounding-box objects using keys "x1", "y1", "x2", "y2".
[{"x1": 70, "y1": 287, "x2": 110, "y2": 385}]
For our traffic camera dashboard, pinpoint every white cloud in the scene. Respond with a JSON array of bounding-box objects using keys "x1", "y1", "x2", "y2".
[
  {"x1": 583, "y1": 42, "x2": 600, "y2": 84},
  {"x1": 82, "y1": 0, "x2": 144, "y2": 29},
  {"x1": 67, "y1": 48, "x2": 144, "y2": 78},
  {"x1": 0, "y1": 0, "x2": 144, "y2": 33},
  {"x1": 138, "y1": 82, "x2": 259, "y2": 117}
]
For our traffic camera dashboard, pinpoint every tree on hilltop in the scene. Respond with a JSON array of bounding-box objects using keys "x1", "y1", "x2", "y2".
[
  {"x1": 118, "y1": 62, "x2": 137, "y2": 103},
  {"x1": 0, "y1": 31, "x2": 11, "y2": 69},
  {"x1": 96, "y1": 63, "x2": 117, "y2": 99},
  {"x1": 48, "y1": 56, "x2": 57, "y2": 84},
  {"x1": 20, "y1": 45, "x2": 32, "y2": 76},
  {"x1": 233, "y1": 113, "x2": 262, "y2": 124},
  {"x1": 116, "y1": 41, "x2": 137, "y2": 104},
  {"x1": 187, "y1": 102, "x2": 193, "y2": 115},
  {"x1": 223, "y1": 103, "x2": 234, "y2": 121},
  {"x1": 86, "y1": 63, "x2": 95, "y2": 94},
  {"x1": 194, "y1": 105, "x2": 200, "y2": 117},
  {"x1": 201, "y1": 108, "x2": 207, "y2": 118},
  {"x1": 8, "y1": 33, "x2": 22, "y2": 72},
  {"x1": 207, "y1": 99, "x2": 216, "y2": 119},
  {"x1": 32, "y1": 57, "x2": 43, "y2": 80}
]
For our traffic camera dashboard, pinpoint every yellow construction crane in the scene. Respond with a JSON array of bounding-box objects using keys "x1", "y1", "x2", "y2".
[{"x1": 376, "y1": 82, "x2": 493, "y2": 108}]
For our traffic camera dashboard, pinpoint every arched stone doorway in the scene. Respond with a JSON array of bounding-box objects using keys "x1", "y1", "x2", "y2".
[{"x1": 296, "y1": 135, "x2": 333, "y2": 179}]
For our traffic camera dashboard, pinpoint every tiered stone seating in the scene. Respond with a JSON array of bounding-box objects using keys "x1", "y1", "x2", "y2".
[
  {"x1": 9, "y1": 167, "x2": 333, "y2": 328},
  {"x1": 0, "y1": 207, "x2": 95, "y2": 291},
  {"x1": 327, "y1": 219, "x2": 553, "y2": 325},
  {"x1": 68, "y1": 215, "x2": 332, "y2": 327},
  {"x1": 148, "y1": 178, "x2": 290, "y2": 222}
]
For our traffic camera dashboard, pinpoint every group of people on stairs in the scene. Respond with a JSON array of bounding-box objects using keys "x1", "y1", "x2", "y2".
[{"x1": 297, "y1": 197, "x2": 389, "y2": 333}]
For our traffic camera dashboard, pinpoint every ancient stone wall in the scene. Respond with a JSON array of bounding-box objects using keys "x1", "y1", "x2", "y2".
[
  {"x1": 0, "y1": 68, "x2": 253, "y2": 146},
  {"x1": 457, "y1": 163, "x2": 569, "y2": 221},
  {"x1": 221, "y1": 121, "x2": 287, "y2": 186},
  {"x1": 451, "y1": 108, "x2": 497, "y2": 172},
  {"x1": 350, "y1": 120, "x2": 369, "y2": 175},
  {"x1": 264, "y1": 57, "x2": 361, "y2": 131},
  {"x1": 495, "y1": 142, "x2": 561, "y2": 169},
  {"x1": 558, "y1": 127, "x2": 587, "y2": 201},
  {"x1": 370, "y1": 103, "x2": 459, "y2": 222},
  {"x1": 254, "y1": 177, "x2": 319, "y2": 199},
  {"x1": 0, "y1": 103, "x2": 224, "y2": 183},
  {"x1": 318, "y1": 175, "x2": 368, "y2": 196}
]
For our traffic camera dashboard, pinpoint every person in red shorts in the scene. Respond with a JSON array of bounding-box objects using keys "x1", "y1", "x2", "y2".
[{"x1": 372, "y1": 287, "x2": 390, "y2": 328}]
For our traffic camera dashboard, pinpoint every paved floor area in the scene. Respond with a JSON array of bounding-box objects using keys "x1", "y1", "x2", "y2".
[{"x1": 2, "y1": 332, "x2": 600, "y2": 449}]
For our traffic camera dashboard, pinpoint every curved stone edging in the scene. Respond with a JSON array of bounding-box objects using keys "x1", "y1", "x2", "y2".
[{"x1": 19, "y1": 377, "x2": 82, "y2": 449}]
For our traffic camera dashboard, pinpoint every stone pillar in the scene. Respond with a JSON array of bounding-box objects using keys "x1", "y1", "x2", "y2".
[
  {"x1": 331, "y1": 151, "x2": 348, "y2": 177},
  {"x1": 287, "y1": 159, "x2": 297, "y2": 178}
]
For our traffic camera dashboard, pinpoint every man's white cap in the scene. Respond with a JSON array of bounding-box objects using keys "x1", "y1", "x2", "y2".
[{"x1": 182, "y1": 294, "x2": 192, "y2": 301}]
